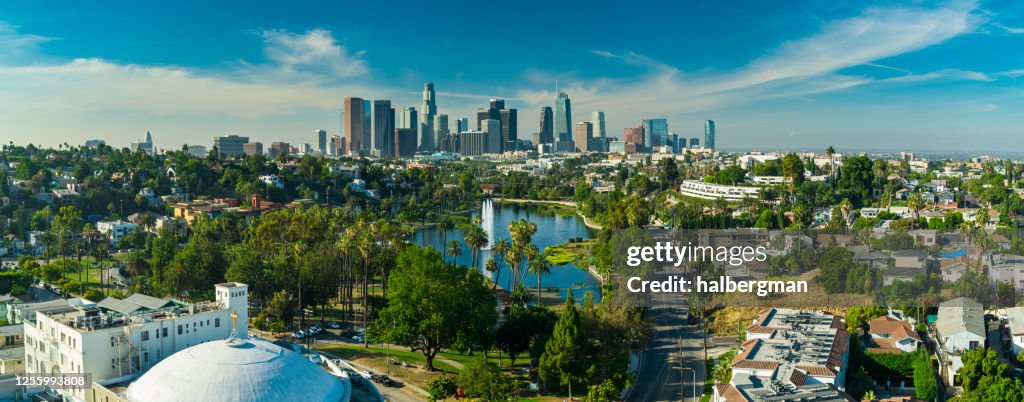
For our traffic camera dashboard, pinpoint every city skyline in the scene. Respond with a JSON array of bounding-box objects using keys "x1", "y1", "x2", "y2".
[{"x1": 1, "y1": 1, "x2": 1023, "y2": 151}]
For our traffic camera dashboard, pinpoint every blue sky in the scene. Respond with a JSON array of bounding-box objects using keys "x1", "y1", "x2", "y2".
[{"x1": 1, "y1": 0, "x2": 1023, "y2": 152}]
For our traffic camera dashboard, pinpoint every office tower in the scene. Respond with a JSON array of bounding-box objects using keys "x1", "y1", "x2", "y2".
[
  {"x1": 214, "y1": 135, "x2": 249, "y2": 157},
  {"x1": 243, "y1": 142, "x2": 263, "y2": 156},
  {"x1": 476, "y1": 99, "x2": 517, "y2": 152},
  {"x1": 329, "y1": 135, "x2": 343, "y2": 156},
  {"x1": 398, "y1": 106, "x2": 418, "y2": 131},
  {"x1": 456, "y1": 117, "x2": 469, "y2": 133},
  {"x1": 434, "y1": 114, "x2": 449, "y2": 149},
  {"x1": 667, "y1": 133, "x2": 679, "y2": 153},
  {"x1": 395, "y1": 128, "x2": 417, "y2": 158},
  {"x1": 588, "y1": 137, "x2": 610, "y2": 153},
  {"x1": 554, "y1": 92, "x2": 572, "y2": 143},
  {"x1": 623, "y1": 125, "x2": 644, "y2": 146},
  {"x1": 539, "y1": 107, "x2": 554, "y2": 145},
  {"x1": 642, "y1": 118, "x2": 668, "y2": 152},
  {"x1": 574, "y1": 122, "x2": 592, "y2": 152},
  {"x1": 269, "y1": 142, "x2": 290, "y2": 157},
  {"x1": 459, "y1": 131, "x2": 486, "y2": 157},
  {"x1": 372, "y1": 100, "x2": 395, "y2": 157},
  {"x1": 314, "y1": 129, "x2": 327, "y2": 155},
  {"x1": 591, "y1": 111, "x2": 606, "y2": 138},
  {"x1": 84, "y1": 139, "x2": 105, "y2": 148},
  {"x1": 690, "y1": 137, "x2": 700, "y2": 148},
  {"x1": 344, "y1": 97, "x2": 366, "y2": 155},
  {"x1": 704, "y1": 120, "x2": 716, "y2": 150},
  {"x1": 483, "y1": 119, "x2": 501, "y2": 154},
  {"x1": 420, "y1": 83, "x2": 437, "y2": 151}
]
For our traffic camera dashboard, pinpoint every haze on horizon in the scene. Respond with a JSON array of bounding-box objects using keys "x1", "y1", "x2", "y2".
[{"x1": 1, "y1": 0, "x2": 1023, "y2": 152}]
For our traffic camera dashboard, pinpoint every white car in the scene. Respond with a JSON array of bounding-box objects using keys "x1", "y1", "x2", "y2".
[
  {"x1": 328, "y1": 322, "x2": 341, "y2": 329},
  {"x1": 292, "y1": 331, "x2": 305, "y2": 339},
  {"x1": 357, "y1": 370, "x2": 374, "y2": 379}
]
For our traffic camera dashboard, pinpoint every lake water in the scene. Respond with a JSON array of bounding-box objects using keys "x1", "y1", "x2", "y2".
[{"x1": 413, "y1": 199, "x2": 601, "y2": 302}]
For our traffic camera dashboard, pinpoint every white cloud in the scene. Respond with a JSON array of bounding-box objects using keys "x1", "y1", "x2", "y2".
[
  {"x1": 258, "y1": 29, "x2": 367, "y2": 78},
  {"x1": 0, "y1": 21, "x2": 54, "y2": 61}
]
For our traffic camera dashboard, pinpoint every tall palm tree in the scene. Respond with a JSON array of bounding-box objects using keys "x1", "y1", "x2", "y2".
[
  {"x1": 437, "y1": 217, "x2": 454, "y2": 249},
  {"x1": 840, "y1": 198, "x2": 853, "y2": 229},
  {"x1": 491, "y1": 238, "x2": 510, "y2": 290},
  {"x1": 463, "y1": 225, "x2": 489, "y2": 268},
  {"x1": 526, "y1": 248, "x2": 552, "y2": 305},
  {"x1": 446, "y1": 239, "x2": 462, "y2": 265}
]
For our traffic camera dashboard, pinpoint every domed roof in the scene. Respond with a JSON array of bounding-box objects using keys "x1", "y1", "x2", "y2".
[{"x1": 126, "y1": 338, "x2": 346, "y2": 402}]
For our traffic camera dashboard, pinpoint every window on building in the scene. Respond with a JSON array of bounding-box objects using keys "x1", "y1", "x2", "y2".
[
  {"x1": 215, "y1": 318, "x2": 220, "y2": 328},
  {"x1": 177, "y1": 325, "x2": 182, "y2": 335},
  {"x1": 162, "y1": 328, "x2": 168, "y2": 337},
  {"x1": 141, "y1": 331, "x2": 149, "y2": 341},
  {"x1": 144, "y1": 352, "x2": 149, "y2": 362}
]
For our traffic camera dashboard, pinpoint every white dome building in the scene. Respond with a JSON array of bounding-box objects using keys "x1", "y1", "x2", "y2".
[{"x1": 126, "y1": 337, "x2": 349, "y2": 402}]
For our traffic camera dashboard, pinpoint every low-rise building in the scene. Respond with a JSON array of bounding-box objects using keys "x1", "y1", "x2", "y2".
[
  {"x1": 867, "y1": 316, "x2": 921, "y2": 354},
  {"x1": 96, "y1": 220, "x2": 139, "y2": 248},
  {"x1": 23, "y1": 283, "x2": 249, "y2": 401},
  {"x1": 679, "y1": 180, "x2": 762, "y2": 202},
  {"x1": 1006, "y1": 307, "x2": 1024, "y2": 356},
  {"x1": 714, "y1": 309, "x2": 851, "y2": 401}
]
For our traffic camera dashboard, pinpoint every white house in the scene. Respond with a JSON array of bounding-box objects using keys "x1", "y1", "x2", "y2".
[
  {"x1": 259, "y1": 174, "x2": 285, "y2": 189},
  {"x1": 679, "y1": 180, "x2": 762, "y2": 202},
  {"x1": 96, "y1": 220, "x2": 139, "y2": 248},
  {"x1": 935, "y1": 297, "x2": 986, "y2": 385}
]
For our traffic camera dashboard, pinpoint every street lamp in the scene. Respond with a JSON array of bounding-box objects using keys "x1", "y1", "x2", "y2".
[{"x1": 680, "y1": 367, "x2": 696, "y2": 402}]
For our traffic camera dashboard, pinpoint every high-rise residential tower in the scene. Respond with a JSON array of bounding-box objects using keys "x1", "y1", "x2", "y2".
[
  {"x1": 591, "y1": 111, "x2": 606, "y2": 138},
  {"x1": 314, "y1": 129, "x2": 327, "y2": 154},
  {"x1": 420, "y1": 83, "x2": 437, "y2": 151},
  {"x1": 554, "y1": 92, "x2": 572, "y2": 143},
  {"x1": 704, "y1": 120, "x2": 716, "y2": 150},
  {"x1": 372, "y1": 100, "x2": 395, "y2": 157}
]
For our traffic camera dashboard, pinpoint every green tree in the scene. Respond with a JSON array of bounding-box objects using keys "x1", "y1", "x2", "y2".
[
  {"x1": 540, "y1": 290, "x2": 586, "y2": 399},
  {"x1": 426, "y1": 375, "x2": 457, "y2": 402},
  {"x1": 457, "y1": 356, "x2": 514, "y2": 401},
  {"x1": 958, "y1": 348, "x2": 1006, "y2": 394},
  {"x1": 912, "y1": 351, "x2": 938, "y2": 401},
  {"x1": 372, "y1": 245, "x2": 497, "y2": 371},
  {"x1": 583, "y1": 379, "x2": 620, "y2": 402}
]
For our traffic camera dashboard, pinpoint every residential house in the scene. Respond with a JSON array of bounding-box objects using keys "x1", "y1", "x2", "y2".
[
  {"x1": 1005, "y1": 307, "x2": 1024, "y2": 356},
  {"x1": 95, "y1": 220, "x2": 139, "y2": 248},
  {"x1": 983, "y1": 254, "x2": 1024, "y2": 292},
  {"x1": 934, "y1": 298, "x2": 986, "y2": 385},
  {"x1": 867, "y1": 316, "x2": 921, "y2": 354}
]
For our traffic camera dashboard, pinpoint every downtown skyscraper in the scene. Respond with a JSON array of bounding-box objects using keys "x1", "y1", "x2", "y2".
[
  {"x1": 591, "y1": 111, "x2": 606, "y2": 138},
  {"x1": 476, "y1": 99, "x2": 517, "y2": 152},
  {"x1": 642, "y1": 118, "x2": 668, "y2": 152},
  {"x1": 537, "y1": 106, "x2": 554, "y2": 145},
  {"x1": 420, "y1": 83, "x2": 437, "y2": 151},
  {"x1": 372, "y1": 100, "x2": 395, "y2": 157},
  {"x1": 704, "y1": 119, "x2": 716, "y2": 150},
  {"x1": 344, "y1": 97, "x2": 371, "y2": 155},
  {"x1": 554, "y1": 92, "x2": 572, "y2": 152},
  {"x1": 314, "y1": 129, "x2": 327, "y2": 154}
]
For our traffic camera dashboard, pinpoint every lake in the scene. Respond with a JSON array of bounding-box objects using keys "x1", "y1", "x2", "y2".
[{"x1": 413, "y1": 199, "x2": 602, "y2": 303}]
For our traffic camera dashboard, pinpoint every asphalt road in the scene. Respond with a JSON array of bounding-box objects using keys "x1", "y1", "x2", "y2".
[{"x1": 628, "y1": 290, "x2": 706, "y2": 402}]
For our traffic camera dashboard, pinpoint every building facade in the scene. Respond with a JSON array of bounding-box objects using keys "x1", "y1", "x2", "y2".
[{"x1": 213, "y1": 135, "x2": 249, "y2": 157}]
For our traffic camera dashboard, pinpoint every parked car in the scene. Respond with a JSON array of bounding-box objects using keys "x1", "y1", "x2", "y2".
[
  {"x1": 292, "y1": 331, "x2": 305, "y2": 339},
  {"x1": 328, "y1": 322, "x2": 341, "y2": 329}
]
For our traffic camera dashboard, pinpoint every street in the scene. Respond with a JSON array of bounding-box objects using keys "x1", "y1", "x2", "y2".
[{"x1": 628, "y1": 290, "x2": 706, "y2": 402}]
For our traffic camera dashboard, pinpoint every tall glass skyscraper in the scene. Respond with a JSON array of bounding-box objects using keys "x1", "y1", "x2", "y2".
[
  {"x1": 642, "y1": 118, "x2": 668, "y2": 152},
  {"x1": 538, "y1": 107, "x2": 553, "y2": 145},
  {"x1": 372, "y1": 100, "x2": 395, "y2": 157},
  {"x1": 398, "y1": 107, "x2": 417, "y2": 130},
  {"x1": 704, "y1": 120, "x2": 716, "y2": 150},
  {"x1": 591, "y1": 111, "x2": 606, "y2": 138},
  {"x1": 420, "y1": 83, "x2": 437, "y2": 151},
  {"x1": 554, "y1": 92, "x2": 571, "y2": 141}
]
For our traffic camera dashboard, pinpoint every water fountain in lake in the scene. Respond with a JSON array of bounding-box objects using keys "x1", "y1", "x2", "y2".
[{"x1": 480, "y1": 198, "x2": 495, "y2": 250}]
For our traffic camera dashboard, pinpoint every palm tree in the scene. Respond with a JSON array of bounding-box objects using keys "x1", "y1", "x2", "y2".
[
  {"x1": 526, "y1": 248, "x2": 552, "y2": 304},
  {"x1": 491, "y1": 238, "x2": 510, "y2": 290},
  {"x1": 437, "y1": 217, "x2": 454, "y2": 249},
  {"x1": 840, "y1": 198, "x2": 853, "y2": 229},
  {"x1": 484, "y1": 258, "x2": 498, "y2": 284},
  {"x1": 463, "y1": 225, "x2": 489, "y2": 268},
  {"x1": 446, "y1": 239, "x2": 462, "y2": 265},
  {"x1": 862, "y1": 390, "x2": 876, "y2": 402},
  {"x1": 976, "y1": 207, "x2": 989, "y2": 229}
]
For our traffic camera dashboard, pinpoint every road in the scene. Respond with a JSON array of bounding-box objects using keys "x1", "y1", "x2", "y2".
[{"x1": 628, "y1": 290, "x2": 706, "y2": 402}]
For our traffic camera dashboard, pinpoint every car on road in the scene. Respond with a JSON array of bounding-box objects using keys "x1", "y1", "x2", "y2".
[
  {"x1": 292, "y1": 331, "x2": 305, "y2": 339},
  {"x1": 328, "y1": 322, "x2": 341, "y2": 329},
  {"x1": 357, "y1": 370, "x2": 374, "y2": 379},
  {"x1": 351, "y1": 335, "x2": 363, "y2": 342}
]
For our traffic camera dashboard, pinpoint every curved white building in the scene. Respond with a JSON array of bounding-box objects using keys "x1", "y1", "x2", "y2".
[{"x1": 126, "y1": 337, "x2": 349, "y2": 402}]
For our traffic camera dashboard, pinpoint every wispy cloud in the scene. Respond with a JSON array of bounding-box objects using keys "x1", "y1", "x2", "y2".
[
  {"x1": 991, "y1": 22, "x2": 1024, "y2": 34},
  {"x1": 0, "y1": 21, "x2": 55, "y2": 61},
  {"x1": 256, "y1": 29, "x2": 368, "y2": 79}
]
